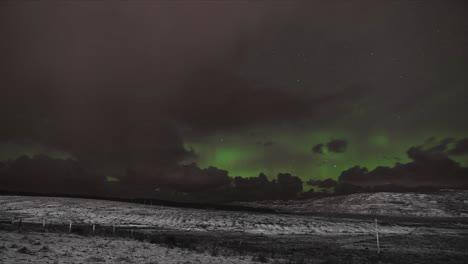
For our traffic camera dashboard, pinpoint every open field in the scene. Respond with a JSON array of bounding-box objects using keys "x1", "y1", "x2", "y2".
[
  {"x1": 0, "y1": 195, "x2": 415, "y2": 235},
  {"x1": 0, "y1": 230, "x2": 259, "y2": 264},
  {"x1": 1, "y1": 194, "x2": 468, "y2": 263},
  {"x1": 234, "y1": 191, "x2": 468, "y2": 218}
]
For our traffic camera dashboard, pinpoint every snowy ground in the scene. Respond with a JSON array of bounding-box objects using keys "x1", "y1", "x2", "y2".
[
  {"x1": 0, "y1": 230, "x2": 258, "y2": 264},
  {"x1": 1, "y1": 194, "x2": 468, "y2": 263},
  {"x1": 0, "y1": 195, "x2": 414, "y2": 235},
  {"x1": 234, "y1": 191, "x2": 468, "y2": 217}
]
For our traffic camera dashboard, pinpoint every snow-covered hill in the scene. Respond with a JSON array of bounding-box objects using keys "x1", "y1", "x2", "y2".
[
  {"x1": 234, "y1": 191, "x2": 468, "y2": 218},
  {"x1": 0, "y1": 195, "x2": 413, "y2": 235}
]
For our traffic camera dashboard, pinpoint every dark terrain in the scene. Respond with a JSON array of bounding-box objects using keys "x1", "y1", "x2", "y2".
[{"x1": 1, "y1": 194, "x2": 467, "y2": 263}]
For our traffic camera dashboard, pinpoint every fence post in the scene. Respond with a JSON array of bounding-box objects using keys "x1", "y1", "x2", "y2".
[
  {"x1": 113, "y1": 225, "x2": 115, "y2": 234},
  {"x1": 42, "y1": 219, "x2": 46, "y2": 230},
  {"x1": 69, "y1": 221, "x2": 72, "y2": 233},
  {"x1": 131, "y1": 229, "x2": 134, "y2": 238},
  {"x1": 93, "y1": 224, "x2": 96, "y2": 234},
  {"x1": 375, "y1": 218, "x2": 380, "y2": 254}
]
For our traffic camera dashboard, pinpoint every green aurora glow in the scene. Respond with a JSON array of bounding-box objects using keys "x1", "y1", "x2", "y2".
[
  {"x1": 0, "y1": 143, "x2": 73, "y2": 161},
  {"x1": 186, "y1": 129, "x2": 468, "y2": 183}
]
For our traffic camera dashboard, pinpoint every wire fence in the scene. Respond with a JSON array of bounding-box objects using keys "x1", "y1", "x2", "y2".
[{"x1": 0, "y1": 218, "x2": 156, "y2": 240}]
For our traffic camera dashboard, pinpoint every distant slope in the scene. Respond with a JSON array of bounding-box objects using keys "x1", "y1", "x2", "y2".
[
  {"x1": 0, "y1": 189, "x2": 275, "y2": 214},
  {"x1": 0, "y1": 195, "x2": 414, "y2": 235},
  {"x1": 234, "y1": 191, "x2": 468, "y2": 218}
]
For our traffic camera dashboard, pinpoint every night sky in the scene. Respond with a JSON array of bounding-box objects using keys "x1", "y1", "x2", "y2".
[{"x1": 1, "y1": 1, "x2": 468, "y2": 197}]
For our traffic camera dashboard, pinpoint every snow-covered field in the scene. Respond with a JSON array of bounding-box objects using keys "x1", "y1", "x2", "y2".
[
  {"x1": 0, "y1": 230, "x2": 257, "y2": 264},
  {"x1": 1, "y1": 194, "x2": 468, "y2": 264},
  {"x1": 0, "y1": 195, "x2": 413, "y2": 235},
  {"x1": 234, "y1": 191, "x2": 468, "y2": 217}
]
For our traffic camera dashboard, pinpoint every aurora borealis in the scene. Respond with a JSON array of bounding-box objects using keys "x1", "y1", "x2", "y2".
[
  {"x1": 1, "y1": 1, "x2": 468, "y2": 198},
  {"x1": 186, "y1": 128, "x2": 468, "y2": 183}
]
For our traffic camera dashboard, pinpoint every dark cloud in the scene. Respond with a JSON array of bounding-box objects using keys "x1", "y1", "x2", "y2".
[
  {"x1": 1, "y1": 1, "x2": 468, "y2": 198},
  {"x1": 339, "y1": 145, "x2": 468, "y2": 188},
  {"x1": 0, "y1": 154, "x2": 304, "y2": 202},
  {"x1": 158, "y1": 164, "x2": 230, "y2": 193},
  {"x1": 135, "y1": 171, "x2": 303, "y2": 202},
  {"x1": 232, "y1": 172, "x2": 303, "y2": 201},
  {"x1": 0, "y1": 2, "x2": 272, "y2": 179},
  {"x1": 312, "y1": 144, "x2": 324, "y2": 154},
  {"x1": 408, "y1": 137, "x2": 468, "y2": 157},
  {"x1": 0, "y1": 2, "x2": 364, "y2": 180},
  {"x1": 425, "y1": 137, "x2": 454, "y2": 154},
  {"x1": 172, "y1": 67, "x2": 367, "y2": 134},
  {"x1": 312, "y1": 139, "x2": 348, "y2": 154},
  {"x1": 326, "y1": 139, "x2": 348, "y2": 153},
  {"x1": 306, "y1": 178, "x2": 338, "y2": 188},
  {"x1": 0, "y1": 155, "x2": 106, "y2": 195},
  {"x1": 0, "y1": 154, "x2": 224, "y2": 197},
  {"x1": 448, "y1": 138, "x2": 468, "y2": 156}
]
